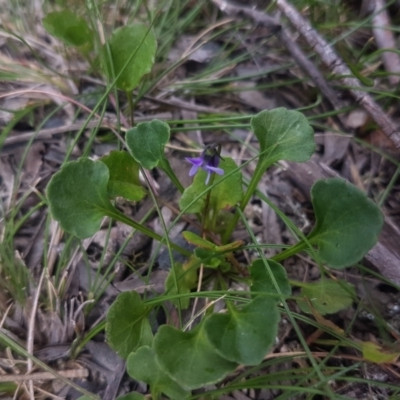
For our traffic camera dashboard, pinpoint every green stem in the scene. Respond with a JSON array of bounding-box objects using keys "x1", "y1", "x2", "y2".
[
  {"x1": 202, "y1": 173, "x2": 216, "y2": 235},
  {"x1": 271, "y1": 240, "x2": 308, "y2": 262},
  {"x1": 222, "y1": 162, "x2": 268, "y2": 243},
  {"x1": 127, "y1": 90, "x2": 134, "y2": 127},
  {"x1": 106, "y1": 207, "x2": 191, "y2": 256}
]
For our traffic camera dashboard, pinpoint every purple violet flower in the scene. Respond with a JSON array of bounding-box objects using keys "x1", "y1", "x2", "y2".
[{"x1": 186, "y1": 146, "x2": 224, "y2": 185}]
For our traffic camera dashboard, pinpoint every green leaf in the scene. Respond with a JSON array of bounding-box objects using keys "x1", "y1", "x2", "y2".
[
  {"x1": 204, "y1": 297, "x2": 279, "y2": 365},
  {"x1": 100, "y1": 151, "x2": 146, "y2": 202},
  {"x1": 126, "y1": 120, "x2": 169, "y2": 169},
  {"x1": 165, "y1": 259, "x2": 198, "y2": 309},
  {"x1": 307, "y1": 178, "x2": 384, "y2": 268},
  {"x1": 182, "y1": 231, "x2": 215, "y2": 250},
  {"x1": 194, "y1": 248, "x2": 223, "y2": 269},
  {"x1": 127, "y1": 346, "x2": 190, "y2": 399},
  {"x1": 104, "y1": 24, "x2": 157, "y2": 91},
  {"x1": 47, "y1": 158, "x2": 116, "y2": 238},
  {"x1": 251, "y1": 108, "x2": 315, "y2": 167},
  {"x1": 362, "y1": 342, "x2": 400, "y2": 364},
  {"x1": 250, "y1": 259, "x2": 292, "y2": 298},
  {"x1": 154, "y1": 324, "x2": 237, "y2": 390},
  {"x1": 180, "y1": 157, "x2": 242, "y2": 214},
  {"x1": 116, "y1": 394, "x2": 146, "y2": 400},
  {"x1": 106, "y1": 291, "x2": 153, "y2": 359},
  {"x1": 215, "y1": 240, "x2": 244, "y2": 253},
  {"x1": 43, "y1": 10, "x2": 93, "y2": 50},
  {"x1": 297, "y1": 278, "x2": 355, "y2": 315}
]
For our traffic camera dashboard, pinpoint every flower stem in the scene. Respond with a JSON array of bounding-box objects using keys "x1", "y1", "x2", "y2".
[
  {"x1": 202, "y1": 173, "x2": 216, "y2": 235},
  {"x1": 222, "y1": 162, "x2": 267, "y2": 243},
  {"x1": 105, "y1": 206, "x2": 191, "y2": 256}
]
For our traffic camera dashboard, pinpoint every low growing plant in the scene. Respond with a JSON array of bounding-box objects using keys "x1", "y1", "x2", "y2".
[{"x1": 43, "y1": 12, "x2": 384, "y2": 400}]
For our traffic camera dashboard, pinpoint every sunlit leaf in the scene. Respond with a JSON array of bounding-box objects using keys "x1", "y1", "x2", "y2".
[
  {"x1": 104, "y1": 24, "x2": 157, "y2": 91},
  {"x1": 205, "y1": 297, "x2": 279, "y2": 365},
  {"x1": 297, "y1": 278, "x2": 355, "y2": 315},
  {"x1": 307, "y1": 178, "x2": 383, "y2": 268},
  {"x1": 250, "y1": 259, "x2": 291, "y2": 298},
  {"x1": 47, "y1": 158, "x2": 116, "y2": 238},
  {"x1": 126, "y1": 120, "x2": 169, "y2": 169},
  {"x1": 154, "y1": 324, "x2": 237, "y2": 390},
  {"x1": 106, "y1": 291, "x2": 153, "y2": 359},
  {"x1": 180, "y1": 157, "x2": 242, "y2": 214},
  {"x1": 127, "y1": 346, "x2": 189, "y2": 399},
  {"x1": 101, "y1": 151, "x2": 145, "y2": 201}
]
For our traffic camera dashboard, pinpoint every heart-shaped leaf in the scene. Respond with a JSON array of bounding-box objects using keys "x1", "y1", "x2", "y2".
[
  {"x1": 251, "y1": 108, "x2": 315, "y2": 167},
  {"x1": 250, "y1": 259, "x2": 292, "y2": 298},
  {"x1": 297, "y1": 278, "x2": 355, "y2": 315},
  {"x1": 126, "y1": 120, "x2": 169, "y2": 169},
  {"x1": 204, "y1": 297, "x2": 279, "y2": 365},
  {"x1": 180, "y1": 157, "x2": 242, "y2": 214},
  {"x1": 43, "y1": 10, "x2": 94, "y2": 50},
  {"x1": 106, "y1": 291, "x2": 153, "y2": 359},
  {"x1": 154, "y1": 324, "x2": 237, "y2": 390},
  {"x1": 47, "y1": 158, "x2": 117, "y2": 238},
  {"x1": 104, "y1": 24, "x2": 157, "y2": 91},
  {"x1": 101, "y1": 151, "x2": 146, "y2": 201},
  {"x1": 127, "y1": 346, "x2": 189, "y2": 399},
  {"x1": 307, "y1": 178, "x2": 384, "y2": 268}
]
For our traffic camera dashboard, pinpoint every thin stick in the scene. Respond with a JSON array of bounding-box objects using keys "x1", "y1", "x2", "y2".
[{"x1": 0, "y1": 369, "x2": 89, "y2": 383}]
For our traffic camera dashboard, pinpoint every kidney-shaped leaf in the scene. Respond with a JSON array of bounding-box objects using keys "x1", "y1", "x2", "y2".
[
  {"x1": 101, "y1": 151, "x2": 145, "y2": 201},
  {"x1": 251, "y1": 108, "x2": 315, "y2": 167},
  {"x1": 154, "y1": 324, "x2": 237, "y2": 390},
  {"x1": 127, "y1": 346, "x2": 189, "y2": 399},
  {"x1": 180, "y1": 157, "x2": 242, "y2": 214},
  {"x1": 204, "y1": 297, "x2": 279, "y2": 365},
  {"x1": 47, "y1": 158, "x2": 116, "y2": 238},
  {"x1": 307, "y1": 178, "x2": 384, "y2": 268},
  {"x1": 104, "y1": 24, "x2": 157, "y2": 91},
  {"x1": 250, "y1": 259, "x2": 291, "y2": 298},
  {"x1": 43, "y1": 10, "x2": 93, "y2": 49},
  {"x1": 126, "y1": 120, "x2": 169, "y2": 169},
  {"x1": 297, "y1": 278, "x2": 355, "y2": 315},
  {"x1": 106, "y1": 291, "x2": 153, "y2": 359}
]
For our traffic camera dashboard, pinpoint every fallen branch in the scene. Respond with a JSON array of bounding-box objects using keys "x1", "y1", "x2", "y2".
[{"x1": 276, "y1": 0, "x2": 400, "y2": 148}]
